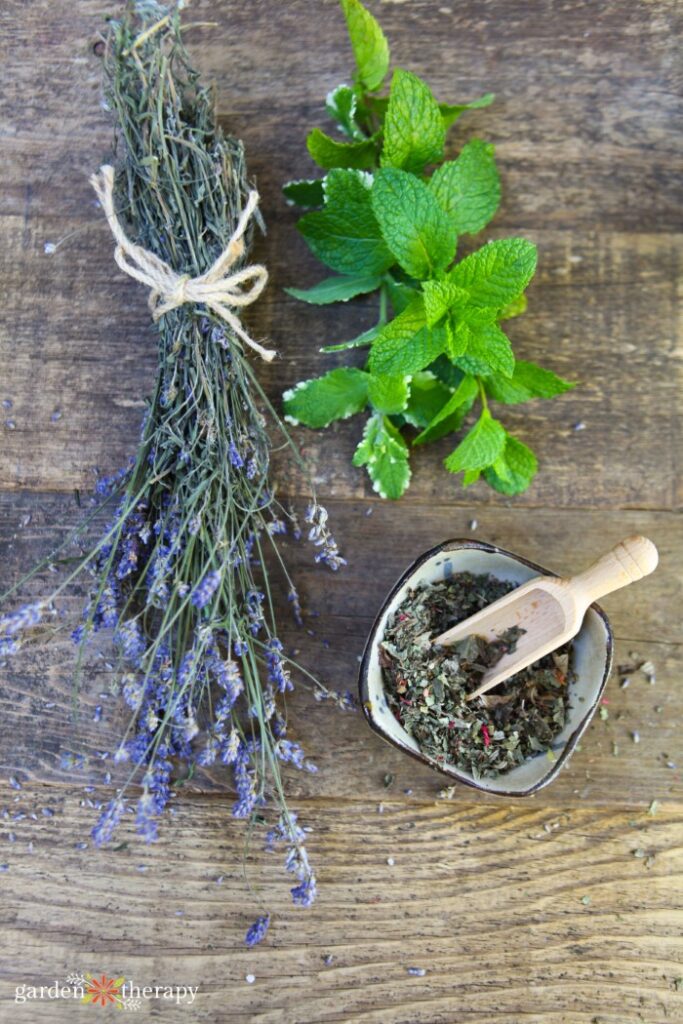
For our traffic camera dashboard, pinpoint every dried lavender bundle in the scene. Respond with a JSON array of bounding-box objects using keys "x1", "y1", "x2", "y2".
[{"x1": 0, "y1": 2, "x2": 347, "y2": 944}]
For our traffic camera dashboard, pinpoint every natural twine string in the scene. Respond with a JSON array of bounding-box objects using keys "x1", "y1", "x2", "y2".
[{"x1": 90, "y1": 164, "x2": 275, "y2": 362}]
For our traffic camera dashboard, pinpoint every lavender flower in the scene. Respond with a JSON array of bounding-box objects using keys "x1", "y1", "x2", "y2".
[
  {"x1": 287, "y1": 585, "x2": 303, "y2": 627},
  {"x1": 290, "y1": 875, "x2": 317, "y2": 907},
  {"x1": 136, "y1": 788, "x2": 159, "y2": 843},
  {"x1": 95, "y1": 463, "x2": 131, "y2": 497},
  {"x1": 276, "y1": 740, "x2": 317, "y2": 773},
  {"x1": 92, "y1": 797, "x2": 126, "y2": 846},
  {"x1": 115, "y1": 619, "x2": 146, "y2": 666},
  {"x1": 220, "y1": 729, "x2": 240, "y2": 765},
  {"x1": 0, "y1": 637, "x2": 20, "y2": 658},
  {"x1": 228, "y1": 442, "x2": 244, "y2": 469},
  {"x1": 265, "y1": 638, "x2": 292, "y2": 693},
  {"x1": 246, "y1": 589, "x2": 264, "y2": 618},
  {"x1": 305, "y1": 504, "x2": 346, "y2": 571},
  {"x1": 245, "y1": 914, "x2": 270, "y2": 947},
  {"x1": 266, "y1": 813, "x2": 317, "y2": 909},
  {"x1": 191, "y1": 570, "x2": 221, "y2": 609},
  {"x1": 0, "y1": 602, "x2": 42, "y2": 637},
  {"x1": 232, "y1": 742, "x2": 259, "y2": 819}
]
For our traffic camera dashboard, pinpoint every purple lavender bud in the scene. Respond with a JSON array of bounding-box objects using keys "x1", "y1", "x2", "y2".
[
  {"x1": 114, "y1": 619, "x2": 146, "y2": 666},
  {"x1": 244, "y1": 914, "x2": 270, "y2": 947},
  {"x1": 229, "y1": 442, "x2": 244, "y2": 469},
  {"x1": 220, "y1": 730, "x2": 240, "y2": 765},
  {"x1": 287, "y1": 585, "x2": 303, "y2": 627},
  {"x1": 0, "y1": 637, "x2": 19, "y2": 657},
  {"x1": 265, "y1": 637, "x2": 292, "y2": 693},
  {"x1": 92, "y1": 797, "x2": 125, "y2": 846},
  {"x1": 290, "y1": 875, "x2": 317, "y2": 907},
  {"x1": 191, "y1": 569, "x2": 221, "y2": 609},
  {"x1": 0, "y1": 602, "x2": 42, "y2": 637}
]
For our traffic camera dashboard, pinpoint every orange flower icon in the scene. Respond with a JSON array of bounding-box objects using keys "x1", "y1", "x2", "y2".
[{"x1": 82, "y1": 973, "x2": 125, "y2": 1008}]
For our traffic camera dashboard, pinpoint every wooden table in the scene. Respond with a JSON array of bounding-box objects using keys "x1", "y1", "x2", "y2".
[{"x1": 1, "y1": 2, "x2": 681, "y2": 1021}]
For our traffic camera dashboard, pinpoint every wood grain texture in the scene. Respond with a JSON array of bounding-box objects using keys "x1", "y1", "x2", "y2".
[
  {"x1": 1, "y1": 493, "x2": 681, "y2": 809},
  {"x1": 1, "y1": 1, "x2": 682, "y2": 1022},
  {"x1": 0, "y1": 791, "x2": 681, "y2": 1023},
  {"x1": 0, "y1": 2, "x2": 681, "y2": 507}
]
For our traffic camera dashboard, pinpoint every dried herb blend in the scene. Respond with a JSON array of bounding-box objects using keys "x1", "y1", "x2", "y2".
[{"x1": 380, "y1": 573, "x2": 573, "y2": 776}]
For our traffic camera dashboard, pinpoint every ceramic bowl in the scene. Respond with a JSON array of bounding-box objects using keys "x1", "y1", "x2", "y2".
[{"x1": 359, "y1": 539, "x2": 614, "y2": 797}]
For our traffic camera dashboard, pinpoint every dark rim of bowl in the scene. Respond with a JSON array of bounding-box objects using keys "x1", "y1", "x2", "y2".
[{"x1": 358, "y1": 538, "x2": 614, "y2": 798}]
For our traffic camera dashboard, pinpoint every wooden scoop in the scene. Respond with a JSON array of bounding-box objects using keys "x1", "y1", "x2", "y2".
[{"x1": 434, "y1": 536, "x2": 659, "y2": 701}]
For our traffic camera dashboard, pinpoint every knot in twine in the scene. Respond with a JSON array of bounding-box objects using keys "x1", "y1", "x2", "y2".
[{"x1": 90, "y1": 164, "x2": 274, "y2": 362}]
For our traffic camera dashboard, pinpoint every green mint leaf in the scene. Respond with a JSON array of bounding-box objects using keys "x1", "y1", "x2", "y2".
[
  {"x1": 429, "y1": 139, "x2": 501, "y2": 235},
  {"x1": 400, "y1": 370, "x2": 452, "y2": 428},
  {"x1": 283, "y1": 179, "x2": 325, "y2": 207},
  {"x1": 353, "y1": 415, "x2": 411, "y2": 499},
  {"x1": 499, "y1": 293, "x2": 528, "y2": 320},
  {"x1": 339, "y1": 0, "x2": 390, "y2": 92},
  {"x1": 369, "y1": 298, "x2": 448, "y2": 376},
  {"x1": 422, "y1": 280, "x2": 469, "y2": 327},
  {"x1": 298, "y1": 169, "x2": 393, "y2": 275},
  {"x1": 445, "y1": 318, "x2": 470, "y2": 359},
  {"x1": 325, "y1": 85, "x2": 364, "y2": 139},
  {"x1": 283, "y1": 367, "x2": 369, "y2": 428},
  {"x1": 372, "y1": 167, "x2": 456, "y2": 279},
  {"x1": 367, "y1": 373, "x2": 409, "y2": 414},
  {"x1": 486, "y1": 360, "x2": 575, "y2": 403},
  {"x1": 380, "y1": 69, "x2": 445, "y2": 173},
  {"x1": 286, "y1": 273, "x2": 382, "y2": 305},
  {"x1": 306, "y1": 128, "x2": 377, "y2": 170},
  {"x1": 439, "y1": 92, "x2": 495, "y2": 129},
  {"x1": 430, "y1": 354, "x2": 465, "y2": 390},
  {"x1": 363, "y1": 94, "x2": 388, "y2": 119},
  {"x1": 386, "y1": 276, "x2": 418, "y2": 315},
  {"x1": 461, "y1": 322, "x2": 515, "y2": 378},
  {"x1": 352, "y1": 415, "x2": 378, "y2": 466},
  {"x1": 414, "y1": 375, "x2": 478, "y2": 445},
  {"x1": 320, "y1": 324, "x2": 379, "y2": 353},
  {"x1": 484, "y1": 434, "x2": 538, "y2": 494},
  {"x1": 461, "y1": 306, "x2": 499, "y2": 326},
  {"x1": 449, "y1": 238, "x2": 537, "y2": 308},
  {"x1": 462, "y1": 468, "x2": 481, "y2": 487},
  {"x1": 444, "y1": 408, "x2": 506, "y2": 473}
]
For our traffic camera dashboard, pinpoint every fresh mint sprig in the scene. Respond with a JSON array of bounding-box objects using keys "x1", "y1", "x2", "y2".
[{"x1": 282, "y1": 0, "x2": 575, "y2": 499}]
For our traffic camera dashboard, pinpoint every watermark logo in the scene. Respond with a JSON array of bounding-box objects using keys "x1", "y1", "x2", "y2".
[
  {"x1": 15, "y1": 972, "x2": 198, "y2": 1010},
  {"x1": 81, "y1": 974, "x2": 125, "y2": 1009}
]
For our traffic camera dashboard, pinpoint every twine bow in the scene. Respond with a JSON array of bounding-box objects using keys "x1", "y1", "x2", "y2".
[{"x1": 90, "y1": 164, "x2": 274, "y2": 362}]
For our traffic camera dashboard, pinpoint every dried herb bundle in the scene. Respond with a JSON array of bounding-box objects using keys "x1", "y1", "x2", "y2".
[
  {"x1": 381, "y1": 573, "x2": 572, "y2": 776},
  {"x1": 0, "y1": 2, "x2": 348, "y2": 945}
]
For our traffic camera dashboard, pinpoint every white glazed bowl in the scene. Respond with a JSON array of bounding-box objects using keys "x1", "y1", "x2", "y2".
[{"x1": 359, "y1": 539, "x2": 614, "y2": 797}]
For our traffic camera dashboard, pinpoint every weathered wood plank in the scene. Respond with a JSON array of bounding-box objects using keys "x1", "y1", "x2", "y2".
[
  {"x1": 1, "y1": 492, "x2": 680, "y2": 808},
  {"x1": 1, "y1": 1, "x2": 681, "y2": 230},
  {"x1": 1, "y1": 216, "x2": 681, "y2": 508},
  {"x1": 0, "y1": 1, "x2": 681, "y2": 507},
  {"x1": 1, "y1": 2, "x2": 682, "y2": 1020},
  {"x1": 0, "y1": 790, "x2": 681, "y2": 1022}
]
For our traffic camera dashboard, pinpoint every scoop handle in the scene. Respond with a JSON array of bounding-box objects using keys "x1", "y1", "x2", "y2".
[{"x1": 569, "y1": 536, "x2": 659, "y2": 604}]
